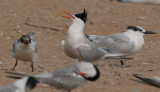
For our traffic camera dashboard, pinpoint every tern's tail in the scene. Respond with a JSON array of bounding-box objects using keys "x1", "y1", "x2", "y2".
[{"x1": 133, "y1": 74, "x2": 160, "y2": 88}]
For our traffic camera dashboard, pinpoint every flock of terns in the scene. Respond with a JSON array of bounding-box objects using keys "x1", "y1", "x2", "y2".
[{"x1": 0, "y1": 0, "x2": 160, "y2": 92}]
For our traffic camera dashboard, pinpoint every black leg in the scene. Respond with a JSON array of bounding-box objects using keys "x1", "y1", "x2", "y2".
[
  {"x1": 12, "y1": 60, "x2": 18, "y2": 70},
  {"x1": 31, "y1": 63, "x2": 34, "y2": 72},
  {"x1": 120, "y1": 60, "x2": 124, "y2": 65}
]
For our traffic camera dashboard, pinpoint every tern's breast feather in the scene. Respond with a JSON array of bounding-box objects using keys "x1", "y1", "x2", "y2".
[{"x1": 12, "y1": 43, "x2": 37, "y2": 62}]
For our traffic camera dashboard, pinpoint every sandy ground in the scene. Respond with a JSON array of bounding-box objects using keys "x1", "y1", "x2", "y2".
[{"x1": 0, "y1": 0, "x2": 160, "y2": 92}]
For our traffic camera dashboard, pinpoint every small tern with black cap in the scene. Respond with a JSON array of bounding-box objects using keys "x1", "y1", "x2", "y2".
[{"x1": 86, "y1": 26, "x2": 157, "y2": 67}]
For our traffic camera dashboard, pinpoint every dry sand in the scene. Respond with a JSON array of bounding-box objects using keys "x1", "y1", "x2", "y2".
[{"x1": 0, "y1": 0, "x2": 160, "y2": 92}]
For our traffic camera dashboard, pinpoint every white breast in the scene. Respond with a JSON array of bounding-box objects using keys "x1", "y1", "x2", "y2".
[
  {"x1": 63, "y1": 21, "x2": 87, "y2": 59},
  {"x1": 12, "y1": 43, "x2": 38, "y2": 62},
  {"x1": 124, "y1": 30, "x2": 144, "y2": 53}
]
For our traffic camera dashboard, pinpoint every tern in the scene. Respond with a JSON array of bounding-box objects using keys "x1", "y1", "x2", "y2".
[
  {"x1": 59, "y1": 9, "x2": 157, "y2": 67},
  {"x1": 12, "y1": 33, "x2": 38, "y2": 72},
  {"x1": 7, "y1": 62, "x2": 100, "y2": 92},
  {"x1": 60, "y1": 9, "x2": 113, "y2": 62},
  {"x1": 86, "y1": 26, "x2": 157, "y2": 66},
  {"x1": 133, "y1": 74, "x2": 160, "y2": 88},
  {"x1": 0, "y1": 76, "x2": 37, "y2": 92}
]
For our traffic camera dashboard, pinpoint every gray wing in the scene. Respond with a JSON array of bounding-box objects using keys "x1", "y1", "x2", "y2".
[
  {"x1": 0, "y1": 85, "x2": 18, "y2": 92},
  {"x1": 37, "y1": 64, "x2": 85, "y2": 90},
  {"x1": 86, "y1": 33, "x2": 135, "y2": 54},
  {"x1": 75, "y1": 45, "x2": 106, "y2": 61},
  {"x1": 39, "y1": 75, "x2": 85, "y2": 90}
]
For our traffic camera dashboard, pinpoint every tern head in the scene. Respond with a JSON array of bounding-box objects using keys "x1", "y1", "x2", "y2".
[
  {"x1": 76, "y1": 62, "x2": 100, "y2": 81},
  {"x1": 59, "y1": 9, "x2": 87, "y2": 23},
  {"x1": 126, "y1": 26, "x2": 157, "y2": 34},
  {"x1": 19, "y1": 34, "x2": 32, "y2": 45},
  {"x1": 13, "y1": 77, "x2": 37, "y2": 92}
]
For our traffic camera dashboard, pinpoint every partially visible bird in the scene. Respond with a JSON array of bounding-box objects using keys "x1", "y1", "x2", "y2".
[
  {"x1": 7, "y1": 62, "x2": 100, "y2": 92},
  {"x1": 133, "y1": 74, "x2": 160, "y2": 88},
  {"x1": 12, "y1": 33, "x2": 38, "y2": 72},
  {"x1": 116, "y1": 0, "x2": 160, "y2": 5},
  {"x1": 0, "y1": 76, "x2": 37, "y2": 92}
]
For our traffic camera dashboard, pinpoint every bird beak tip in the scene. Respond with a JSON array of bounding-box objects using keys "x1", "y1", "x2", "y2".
[
  {"x1": 145, "y1": 31, "x2": 157, "y2": 34},
  {"x1": 58, "y1": 11, "x2": 74, "y2": 19}
]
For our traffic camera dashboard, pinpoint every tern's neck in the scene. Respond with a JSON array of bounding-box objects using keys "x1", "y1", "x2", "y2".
[{"x1": 68, "y1": 21, "x2": 85, "y2": 35}]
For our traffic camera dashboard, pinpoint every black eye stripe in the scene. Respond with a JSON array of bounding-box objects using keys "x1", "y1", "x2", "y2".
[{"x1": 126, "y1": 26, "x2": 143, "y2": 32}]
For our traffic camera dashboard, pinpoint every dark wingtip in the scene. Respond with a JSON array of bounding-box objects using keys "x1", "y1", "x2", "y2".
[
  {"x1": 133, "y1": 74, "x2": 144, "y2": 80},
  {"x1": 7, "y1": 76, "x2": 22, "y2": 79},
  {"x1": 133, "y1": 74, "x2": 160, "y2": 88}
]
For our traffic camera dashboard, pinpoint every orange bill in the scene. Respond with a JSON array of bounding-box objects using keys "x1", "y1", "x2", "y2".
[
  {"x1": 58, "y1": 11, "x2": 75, "y2": 19},
  {"x1": 79, "y1": 72, "x2": 86, "y2": 76}
]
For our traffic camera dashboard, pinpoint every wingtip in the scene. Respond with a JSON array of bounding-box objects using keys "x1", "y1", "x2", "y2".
[
  {"x1": 133, "y1": 74, "x2": 160, "y2": 88},
  {"x1": 6, "y1": 72, "x2": 28, "y2": 76},
  {"x1": 7, "y1": 76, "x2": 22, "y2": 79}
]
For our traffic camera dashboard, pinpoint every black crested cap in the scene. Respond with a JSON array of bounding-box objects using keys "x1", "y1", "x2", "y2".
[
  {"x1": 75, "y1": 9, "x2": 87, "y2": 23},
  {"x1": 126, "y1": 26, "x2": 142, "y2": 32},
  {"x1": 85, "y1": 65, "x2": 100, "y2": 81},
  {"x1": 26, "y1": 77, "x2": 37, "y2": 90}
]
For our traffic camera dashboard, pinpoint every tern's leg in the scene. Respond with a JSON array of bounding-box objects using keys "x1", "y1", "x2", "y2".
[
  {"x1": 31, "y1": 63, "x2": 34, "y2": 72},
  {"x1": 12, "y1": 60, "x2": 18, "y2": 70},
  {"x1": 120, "y1": 60, "x2": 125, "y2": 68},
  {"x1": 68, "y1": 90, "x2": 71, "y2": 92},
  {"x1": 120, "y1": 60, "x2": 124, "y2": 65}
]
